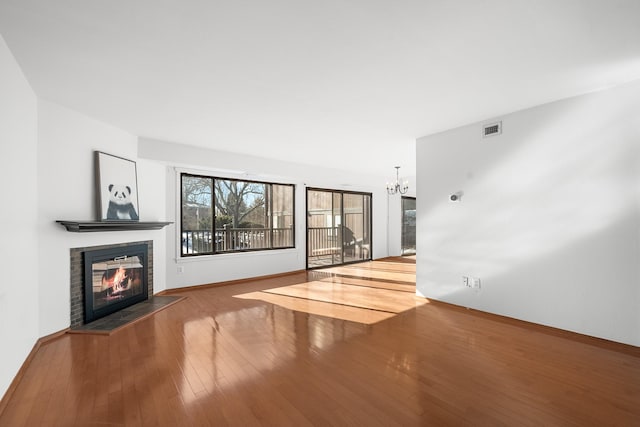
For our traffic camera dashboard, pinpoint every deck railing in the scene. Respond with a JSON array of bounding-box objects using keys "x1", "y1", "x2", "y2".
[
  {"x1": 182, "y1": 228, "x2": 293, "y2": 254},
  {"x1": 307, "y1": 226, "x2": 342, "y2": 256},
  {"x1": 183, "y1": 226, "x2": 368, "y2": 259}
]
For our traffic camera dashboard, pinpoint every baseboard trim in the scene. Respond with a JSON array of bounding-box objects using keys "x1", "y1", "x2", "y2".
[
  {"x1": 427, "y1": 298, "x2": 640, "y2": 358},
  {"x1": 0, "y1": 328, "x2": 69, "y2": 417},
  {"x1": 157, "y1": 269, "x2": 306, "y2": 295}
]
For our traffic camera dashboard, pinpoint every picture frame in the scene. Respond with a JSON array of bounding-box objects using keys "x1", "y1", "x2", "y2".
[{"x1": 95, "y1": 151, "x2": 140, "y2": 221}]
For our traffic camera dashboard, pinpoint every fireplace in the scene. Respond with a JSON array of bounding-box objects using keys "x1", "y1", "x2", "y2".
[
  {"x1": 83, "y1": 243, "x2": 148, "y2": 323},
  {"x1": 70, "y1": 241, "x2": 153, "y2": 327}
]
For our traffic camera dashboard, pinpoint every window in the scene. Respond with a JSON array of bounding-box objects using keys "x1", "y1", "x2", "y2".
[{"x1": 181, "y1": 173, "x2": 295, "y2": 256}]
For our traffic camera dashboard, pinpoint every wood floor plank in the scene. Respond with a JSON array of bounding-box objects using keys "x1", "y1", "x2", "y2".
[
  {"x1": 1, "y1": 259, "x2": 638, "y2": 426},
  {"x1": 344, "y1": 259, "x2": 416, "y2": 273},
  {"x1": 317, "y1": 274, "x2": 416, "y2": 293},
  {"x1": 235, "y1": 290, "x2": 396, "y2": 324},
  {"x1": 320, "y1": 265, "x2": 416, "y2": 283},
  {"x1": 262, "y1": 280, "x2": 426, "y2": 313}
]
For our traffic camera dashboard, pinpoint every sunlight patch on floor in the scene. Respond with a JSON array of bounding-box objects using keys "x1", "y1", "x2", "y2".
[
  {"x1": 235, "y1": 260, "x2": 424, "y2": 325},
  {"x1": 235, "y1": 291, "x2": 398, "y2": 324}
]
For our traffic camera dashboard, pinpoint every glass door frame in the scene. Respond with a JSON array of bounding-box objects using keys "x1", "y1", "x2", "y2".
[
  {"x1": 401, "y1": 196, "x2": 416, "y2": 256},
  {"x1": 305, "y1": 187, "x2": 373, "y2": 270}
]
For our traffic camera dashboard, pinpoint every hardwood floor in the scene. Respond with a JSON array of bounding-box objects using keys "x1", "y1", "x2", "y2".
[{"x1": 1, "y1": 258, "x2": 639, "y2": 426}]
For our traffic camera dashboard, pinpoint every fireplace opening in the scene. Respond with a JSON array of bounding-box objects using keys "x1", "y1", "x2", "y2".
[{"x1": 83, "y1": 243, "x2": 149, "y2": 323}]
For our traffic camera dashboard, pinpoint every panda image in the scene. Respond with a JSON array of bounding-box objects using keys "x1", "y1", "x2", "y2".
[{"x1": 106, "y1": 184, "x2": 139, "y2": 220}]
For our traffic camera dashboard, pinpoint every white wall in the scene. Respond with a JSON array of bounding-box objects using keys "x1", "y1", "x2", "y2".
[
  {"x1": 138, "y1": 138, "x2": 396, "y2": 288},
  {"x1": 37, "y1": 101, "x2": 167, "y2": 336},
  {"x1": 0, "y1": 34, "x2": 39, "y2": 399},
  {"x1": 416, "y1": 80, "x2": 640, "y2": 346}
]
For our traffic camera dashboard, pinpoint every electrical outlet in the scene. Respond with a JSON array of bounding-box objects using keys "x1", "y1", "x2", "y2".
[
  {"x1": 462, "y1": 276, "x2": 470, "y2": 287},
  {"x1": 472, "y1": 277, "x2": 481, "y2": 289},
  {"x1": 177, "y1": 266, "x2": 184, "y2": 274}
]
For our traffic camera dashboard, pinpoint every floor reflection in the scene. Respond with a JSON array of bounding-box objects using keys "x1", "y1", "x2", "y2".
[
  {"x1": 236, "y1": 290, "x2": 397, "y2": 324},
  {"x1": 180, "y1": 272, "x2": 399, "y2": 406},
  {"x1": 7, "y1": 258, "x2": 635, "y2": 425}
]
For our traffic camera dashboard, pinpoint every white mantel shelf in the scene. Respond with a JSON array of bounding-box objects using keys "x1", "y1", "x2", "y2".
[{"x1": 56, "y1": 220, "x2": 173, "y2": 232}]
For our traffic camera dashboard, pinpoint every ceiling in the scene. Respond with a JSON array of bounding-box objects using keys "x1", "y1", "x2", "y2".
[{"x1": 1, "y1": 0, "x2": 640, "y2": 178}]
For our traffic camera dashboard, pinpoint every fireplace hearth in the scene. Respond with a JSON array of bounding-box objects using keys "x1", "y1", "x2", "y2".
[{"x1": 70, "y1": 241, "x2": 153, "y2": 328}]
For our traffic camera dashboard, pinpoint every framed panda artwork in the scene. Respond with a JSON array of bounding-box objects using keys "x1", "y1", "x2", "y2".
[{"x1": 95, "y1": 151, "x2": 140, "y2": 221}]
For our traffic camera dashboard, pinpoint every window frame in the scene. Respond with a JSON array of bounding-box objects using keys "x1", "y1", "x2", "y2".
[{"x1": 180, "y1": 172, "x2": 296, "y2": 257}]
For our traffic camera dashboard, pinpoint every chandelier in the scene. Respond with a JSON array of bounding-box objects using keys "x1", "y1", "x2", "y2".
[{"x1": 386, "y1": 166, "x2": 409, "y2": 195}]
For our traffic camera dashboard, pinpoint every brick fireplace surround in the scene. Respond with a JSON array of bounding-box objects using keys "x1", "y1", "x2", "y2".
[{"x1": 69, "y1": 240, "x2": 154, "y2": 328}]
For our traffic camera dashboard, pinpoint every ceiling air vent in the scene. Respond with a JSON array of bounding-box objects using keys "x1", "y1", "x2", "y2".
[{"x1": 483, "y1": 121, "x2": 502, "y2": 138}]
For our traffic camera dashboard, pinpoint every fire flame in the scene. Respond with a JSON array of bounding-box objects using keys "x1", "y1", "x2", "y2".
[{"x1": 103, "y1": 267, "x2": 131, "y2": 294}]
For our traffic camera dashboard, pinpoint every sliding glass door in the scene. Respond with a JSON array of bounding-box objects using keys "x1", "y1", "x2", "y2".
[
  {"x1": 401, "y1": 196, "x2": 416, "y2": 255},
  {"x1": 306, "y1": 189, "x2": 372, "y2": 268}
]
